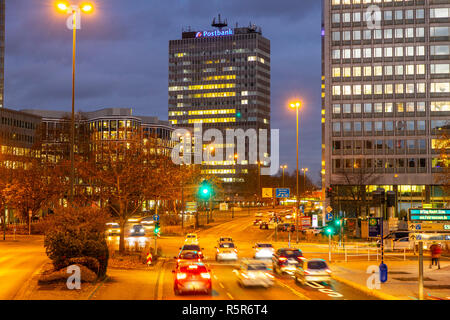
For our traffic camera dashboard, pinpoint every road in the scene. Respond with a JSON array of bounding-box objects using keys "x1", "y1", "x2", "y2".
[
  {"x1": 92, "y1": 209, "x2": 378, "y2": 300},
  {"x1": 0, "y1": 236, "x2": 48, "y2": 300}
]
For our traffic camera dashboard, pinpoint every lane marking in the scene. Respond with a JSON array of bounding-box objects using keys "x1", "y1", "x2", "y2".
[
  {"x1": 226, "y1": 292, "x2": 234, "y2": 300},
  {"x1": 219, "y1": 282, "x2": 225, "y2": 289},
  {"x1": 275, "y1": 280, "x2": 311, "y2": 300},
  {"x1": 213, "y1": 275, "x2": 218, "y2": 280}
]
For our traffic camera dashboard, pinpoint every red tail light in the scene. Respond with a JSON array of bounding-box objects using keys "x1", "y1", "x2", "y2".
[
  {"x1": 304, "y1": 270, "x2": 311, "y2": 275},
  {"x1": 279, "y1": 257, "x2": 287, "y2": 262}
]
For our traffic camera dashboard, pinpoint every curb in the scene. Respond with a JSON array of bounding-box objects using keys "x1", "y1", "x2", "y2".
[
  {"x1": 332, "y1": 274, "x2": 399, "y2": 300},
  {"x1": 12, "y1": 261, "x2": 49, "y2": 300}
]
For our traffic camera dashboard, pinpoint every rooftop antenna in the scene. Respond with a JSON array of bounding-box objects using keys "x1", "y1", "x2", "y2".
[{"x1": 212, "y1": 14, "x2": 228, "y2": 30}]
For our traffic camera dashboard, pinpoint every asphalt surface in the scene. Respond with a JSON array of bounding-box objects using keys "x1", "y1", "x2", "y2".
[
  {"x1": 0, "y1": 236, "x2": 48, "y2": 299},
  {"x1": 92, "y1": 209, "x2": 378, "y2": 300}
]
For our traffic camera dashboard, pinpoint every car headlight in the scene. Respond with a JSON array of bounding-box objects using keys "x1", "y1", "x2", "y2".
[{"x1": 140, "y1": 229, "x2": 144, "y2": 233}]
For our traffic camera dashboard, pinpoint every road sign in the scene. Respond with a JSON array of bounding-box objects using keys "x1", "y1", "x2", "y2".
[
  {"x1": 153, "y1": 214, "x2": 160, "y2": 222},
  {"x1": 369, "y1": 218, "x2": 381, "y2": 237},
  {"x1": 409, "y1": 222, "x2": 450, "y2": 232},
  {"x1": 326, "y1": 206, "x2": 333, "y2": 213},
  {"x1": 262, "y1": 188, "x2": 273, "y2": 198},
  {"x1": 326, "y1": 213, "x2": 333, "y2": 221},
  {"x1": 186, "y1": 202, "x2": 197, "y2": 212},
  {"x1": 409, "y1": 208, "x2": 450, "y2": 222},
  {"x1": 275, "y1": 188, "x2": 290, "y2": 198}
]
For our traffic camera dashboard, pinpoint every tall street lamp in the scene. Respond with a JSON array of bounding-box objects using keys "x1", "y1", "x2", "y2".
[
  {"x1": 301, "y1": 168, "x2": 309, "y2": 196},
  {"x1": 280, "y1": 165, "x2": 287, "y2": 187},
  {"x1": 290, "y1": 101, "x2": 302, "y2": 243},
  {"x1": 56, "y1": 2, "x2": 94, "y2": 203}
]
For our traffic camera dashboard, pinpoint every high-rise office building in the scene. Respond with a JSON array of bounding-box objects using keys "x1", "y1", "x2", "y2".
[
  {"x1": 323, "y1": 0, "x2": 449, "y2": 218},
  {"x1": 0, "y1": 0, "x2": 5, "y2": 108},
  {"x1": 168, "y1": 16, "x2": 271, "y2": 186}
]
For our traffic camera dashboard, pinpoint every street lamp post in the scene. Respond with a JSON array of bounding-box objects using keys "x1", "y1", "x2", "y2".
[
  {"x1": 56, "y1": 2, "x2": 94, "y2": 203},
  {"x1": 280, "y1": 165, "x2": 287, "y2": 188},
  {"x1": 301, "y1": 168, "x2": 309, "y2": 196},
  {"x1": 290, "y1": 101, "x2": 302, "y2": 243}
]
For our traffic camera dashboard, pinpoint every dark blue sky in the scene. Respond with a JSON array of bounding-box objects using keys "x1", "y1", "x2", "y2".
[{"x1": 5, "y1": 0, "x2": 322, "y2": 183}]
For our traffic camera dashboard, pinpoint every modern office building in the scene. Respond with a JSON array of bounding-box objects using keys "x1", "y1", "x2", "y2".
[
  {"x1": 0, "y1": 0, "x2": 5, "y2": 108},
  {"x1": 21, "y1": 108, "x2": 174, "y2": 163},
  {"x1": 323, "y1": 0, "x2": 449, "y2": 218},
  {"x1": 168, "y1": 16, "x2": 271, "y2": 185}
]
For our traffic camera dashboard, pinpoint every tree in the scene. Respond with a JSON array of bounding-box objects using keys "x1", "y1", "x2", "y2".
[
  {"x1": 77, "y1": 134, "x2": 170, "y2": 253},
  {"x1": 6, "y1": 159, "x2": 68, "y2": 228},
  {"x1": 435, "y1": 131, "x2": 450, "y2": 203},
  {"x1": 0, "y1": 165, "x2": 14, "y2": 240}
]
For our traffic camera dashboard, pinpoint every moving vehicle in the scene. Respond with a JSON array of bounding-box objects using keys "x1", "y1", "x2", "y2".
[
  {"x1": 255, "y1": 212, "x2": 263, "y2": 218},
  {"x1": 106, "y1": 223, "x2": 120, "y2": 236},
  {"x1": 294, "y1": 258, "x2": 332, "y2": 285},
  {"x1": 272, "y1": 248, "x2": 303, "y2": 274},
  {"x1": 174, "y1": 250, "x2": 203, "y2": 267},
  {"x1": 277, "y1": 223, "x2": 295, "y2": 232},
  {"x1": 260, "y1": 222, "x2": 269, "y2": 230},
  {"x1": 173, "y1": 262, "x2": 212, "y2": 295},
  {"x1": 377, "y1": 231, "x2": 411, "y2": 247},
  {"x1": 253, "y1": 243, "x2": 274, "y2": 259},
  {"x1": 218, "y1": 237, "x2": 233, "y2": 244},
  {"x1": 139, "y1": 217, "x2": 155, "y2": 231},
  {"x1": 234, "y1": 260, "x2": 274, "y2": 288},
  {"x1": 253, "y1": 219, "x2": 262, "y2": 226},
  {"x1": 184, "y1": 233, "x2": 199, "y2": 245},
  {"x1": 130, "y1": 224, "x2": 145, "y2": 236},
  {"x1": 215, "y1": 242, "x2": 238, "y2": 261},
  {"x1": 179, "y1": 244, "x2": 204, "y2": 259}
]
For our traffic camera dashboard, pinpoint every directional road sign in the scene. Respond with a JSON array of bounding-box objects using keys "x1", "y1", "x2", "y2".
[
  {"x1": 275, "y1": 188, "x2": 290, "y2": 198},
  {"x1": 326, "y1": 213, "x2": 333, "y2": 221},
  {"x1": 153, "y1": 214, "x2": 160, "y2": 222}
]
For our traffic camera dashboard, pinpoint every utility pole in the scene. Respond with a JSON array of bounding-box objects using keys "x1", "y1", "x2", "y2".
[{"x1": 418, "y1": 241, "x2": 424, "y2": 300}]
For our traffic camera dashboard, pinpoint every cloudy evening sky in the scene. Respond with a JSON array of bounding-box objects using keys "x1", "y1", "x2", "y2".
[{"x1": 5, "y1": 0, "x2": 322, "y2": 183}]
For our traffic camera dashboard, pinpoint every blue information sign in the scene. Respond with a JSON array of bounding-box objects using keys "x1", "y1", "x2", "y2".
[
  {"x1": 326, "y1": 213, "x2": 333, "y2": 221},
  {"x1": 153, "y1": 214, "x2": 160, "y2": 222},
  {"x1": 409, "y1": 209, "x2": 450, "y2": 222},
  {"x1": 276, "y1": 188, "x2": 290, "y2": 198}
]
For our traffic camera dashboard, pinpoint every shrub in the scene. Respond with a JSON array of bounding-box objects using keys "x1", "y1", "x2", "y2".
[{"x1": 43, "y1": 205, "x2": 109, "y2": 278}]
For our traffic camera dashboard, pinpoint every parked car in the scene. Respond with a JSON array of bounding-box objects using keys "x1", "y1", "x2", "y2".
[{"x1": 294, "y1": 258, "x2": 332, "y2": 285}]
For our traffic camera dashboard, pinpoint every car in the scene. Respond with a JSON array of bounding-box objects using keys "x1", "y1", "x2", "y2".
[
  {"x1": 377, "y1": 231, "x2": 411, "y2": 247},
  {"x1": 173, "y1": 262, "x2": 212, "y2": 295},
  {"x1": 268, "y1": 221, "x2": 277, "y2": 230},
  {"x1": 218, "y1": 237, "x2": 233, "y2": 244},
  {"x1": 174, "y1": 250, "x2": 203, "y2": 267},
  {"x1": 294, "y1": 258, "x2": 332, "y2": 285},
  {"x1": 130, "y1": 224, "x2": 145, "y2": 236},
  {"x1": 272, "y1": 248, "x2": 303, "y2": 274},
  {"x1": 139, "y1": 217, "x2": 155, "y2": 230},
  {"x1": 389, "y1": 237, "x2": 413, "y2": 250},
  {"x1": 253, "y1": 219, "x2": 262, "y2": 226},
  {"x1": 253, "y1": 243, "x2": 274, "y2": 259},
  {"x1": 215, "y1": 242, "x2": 238, "y2": 261},
  {"x1": 184, "y1": 233, "x2": 199, "y2": 244},
  {"x1": 255, "y1": 212, "x2": 263, "y2": 218},
  {"x1": 277, "y1": 223, "x2": 295, "y2": 232},
  {"x1": 179, "y1": 244, "x2": 205, "y2": 259},
  {"x1": 304, "y1": 227, "x2": 322, "y2": 236},
  {"x1": 234, "y1": 260, "x2": 274, "y2": 288},
  {"x1": 260, "y1": 222, "x2": 269, "y2": 230},
  {"x1": 106, "y1": 223, "x2": 120, "y2": 236}
]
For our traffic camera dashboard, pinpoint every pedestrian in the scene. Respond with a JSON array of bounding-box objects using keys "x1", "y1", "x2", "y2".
[{"x1": 429, "y1": 242, "x2": 442, "y2": 269}]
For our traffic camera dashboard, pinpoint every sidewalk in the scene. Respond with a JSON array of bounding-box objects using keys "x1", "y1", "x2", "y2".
[{"x1": 330, "y1": 259, "x2": 450, "y2": 300}]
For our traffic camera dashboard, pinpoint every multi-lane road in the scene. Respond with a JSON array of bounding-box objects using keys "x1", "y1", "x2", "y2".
[{"x1": 91, "y1": 209, "x2": 378, "y2": 300}]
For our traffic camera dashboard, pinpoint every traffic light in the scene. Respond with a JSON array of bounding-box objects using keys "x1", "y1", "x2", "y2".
[
  {"x1": 325, "y1": 225, "x2": 335, "y2": 236},
  {"x1": 199, "y1": 180, "x2": 213, "y2": 199},
  {"x1": 334, "y1": 219, "x2": 341, "y2": 227},
  {"x1": 154, "y1": 222, "x2": 160, "y2": 235},
  {"x1": 325, "y1": 187, "x2": 333, "y2": 198}
]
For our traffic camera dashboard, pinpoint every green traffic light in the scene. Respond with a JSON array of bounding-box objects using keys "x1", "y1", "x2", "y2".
[
  {"x1": 326, "y1": 227, "x2": 333, "y2": 235},
  {"x1": 335, "y1": 219, "x2": 341, "y2": 226}
]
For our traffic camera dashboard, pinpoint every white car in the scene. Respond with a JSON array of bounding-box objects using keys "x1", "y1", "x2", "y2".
[
  {"x1": 215, "y1": 242, "x2": 238, "y2": 261},
  {"x1": 253, "y1": 243, "x2": 274, "y2": 259},
  {"x1": 294, "y1": 258, "x2": 332, "y2": 285},
  {"x1": 235, "y1": 260, "x2": 274, "y2": 288},
  {"x1": 185, "y1": 233, "x2": 199, "y2": 245}
]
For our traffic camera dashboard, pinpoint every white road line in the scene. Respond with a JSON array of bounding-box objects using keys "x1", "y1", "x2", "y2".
[
  {"x1": 276, "y1": 280, "x2": 311, "y2": 300},
  {"x1": 219, "y1": 282, "x2": 225, "y2": 289},
  {"x1": 213, "y1": 275, "x2": 218, "y2": 280},
  {"x1": 226, "y1": 292, "x2": 234, "y2": 300}
]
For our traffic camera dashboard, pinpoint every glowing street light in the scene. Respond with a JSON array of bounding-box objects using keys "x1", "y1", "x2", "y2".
[
  {"x1": 280, "y1": 165, "x2": 287, "y2": 187},
  {"x1": 55, "y1": 1, "x2": 95, "y2": 203},
  {"x1": 289, "y1": 100, "x2": 302, "y2": 243}
]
